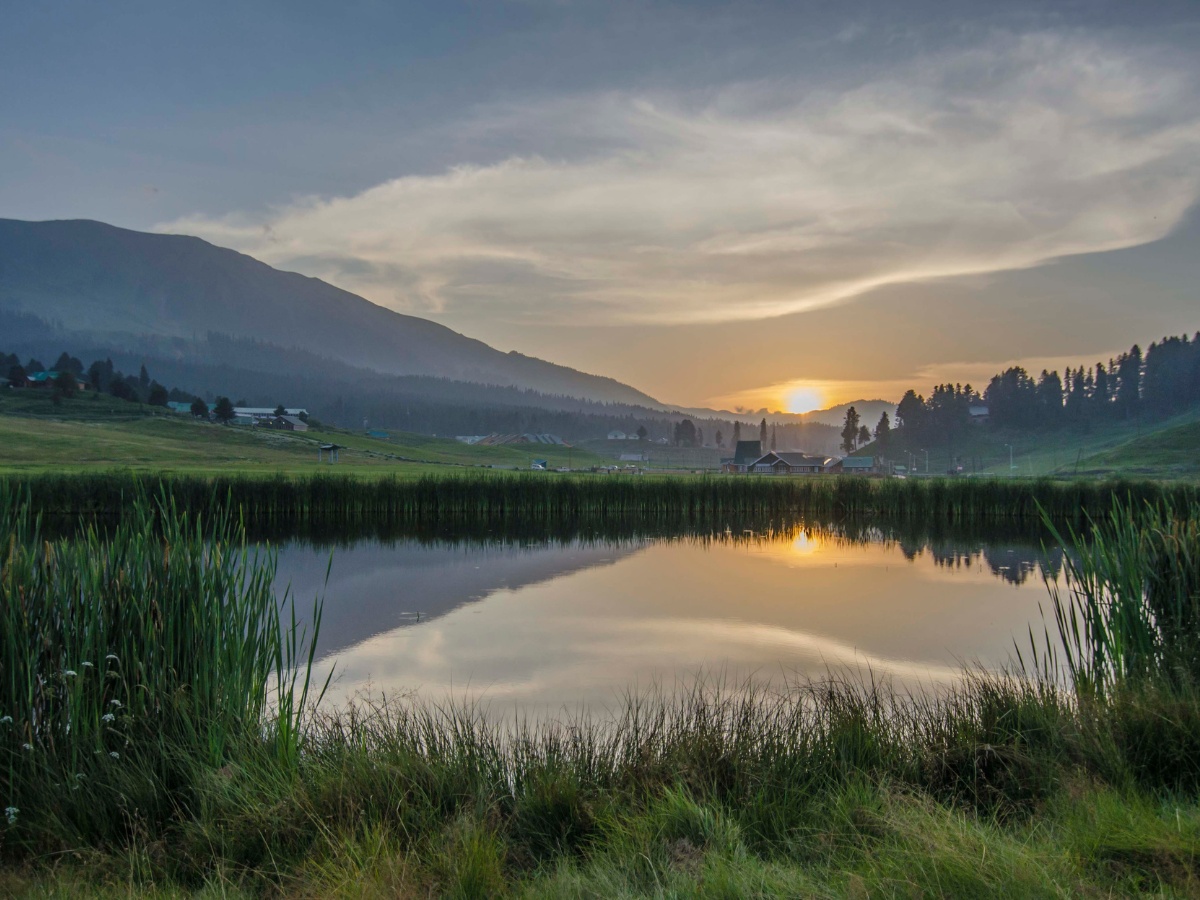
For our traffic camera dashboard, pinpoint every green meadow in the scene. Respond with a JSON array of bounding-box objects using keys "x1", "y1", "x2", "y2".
[
  {"x1": 0, "y1": 392, "x2": 607, "y2": 475},
  {"x1": 875, "y1": 409, "x2": 1200, "y2": 481}
]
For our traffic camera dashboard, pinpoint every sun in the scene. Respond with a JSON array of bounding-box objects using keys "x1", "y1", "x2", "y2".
[
  {"x1": 791, "y1": 532, "x2": 823, "y2": 556},
  {"x1": 784, "y1": 384, "x2": 826, "y2": 414}
]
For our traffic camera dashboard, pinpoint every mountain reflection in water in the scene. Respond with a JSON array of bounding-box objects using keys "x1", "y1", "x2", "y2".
[{"x1": 271, "y1": 522, "x2": 1066, "y2": 716}]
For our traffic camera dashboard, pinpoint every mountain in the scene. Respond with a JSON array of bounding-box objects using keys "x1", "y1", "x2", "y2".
[
  {"x1": 0, "y1": 218, "x2": 660, "y2": 406},
  {"x1": 798, "y1": 400, "x2": 896, "y2": 429}
]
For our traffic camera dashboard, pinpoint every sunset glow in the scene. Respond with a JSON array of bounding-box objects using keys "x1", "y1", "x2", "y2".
[{"x1": 784, "y1": 384, "x2": 827, "y2": 414}]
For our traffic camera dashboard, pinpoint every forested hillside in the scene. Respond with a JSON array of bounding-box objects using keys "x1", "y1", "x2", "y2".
[{"x1": 867, "y1": 329, "x2": 1200, "y2": 469}]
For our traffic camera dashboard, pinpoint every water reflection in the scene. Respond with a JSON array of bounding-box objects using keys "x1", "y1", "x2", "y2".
[{"x1": 272, "y1": 521, "x2": 1066, "y2": 716}]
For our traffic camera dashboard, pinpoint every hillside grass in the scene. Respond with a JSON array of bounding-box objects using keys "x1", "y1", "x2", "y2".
[
  {"x1": 6, "y1": 387, "x2": 1198, "y2": 482},
  {"x1": 1071, "y1": 418, "x2": 1200, "y2": 480},
  {"x1": 872, "y1": 410, "x2": 1200, "y2": 480},
  {"x1": 0, "y1": 391, "x2": 607, "y2": 474}
]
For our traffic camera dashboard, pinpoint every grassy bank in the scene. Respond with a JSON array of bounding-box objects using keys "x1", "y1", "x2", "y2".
[
  {"x1": 3, "y1": 490, "x2": 1200, "y2": 896},
  {"x1": 7, "y1": 677, "x2": 1200, "y2": 897}
]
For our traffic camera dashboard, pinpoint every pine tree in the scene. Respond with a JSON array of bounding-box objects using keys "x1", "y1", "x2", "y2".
[
  {"x1": 840, "y1": 406, "x2": 861, "y2": 454},
  {"x1": 873, "y1": 411, "x2": 891, "y2": 445}
]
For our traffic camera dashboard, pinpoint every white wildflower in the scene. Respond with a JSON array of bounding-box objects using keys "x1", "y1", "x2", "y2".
[
  {"x1": 109, "y1": 699, "x2": 122, "y2": 708},
  {"x1": 81, "y1": 661, "x2": 94, "y2": 668},
  {"x1": 102, "y1": 713, "x2": 115, "y2": 723},
  {"x1": 4, "y1": 807, "x2": 16, "y2": 825},
  {"x1": 109, "y1": 751, "x2": 119, "y2": 759},
  {"x1": 21, "y1": 743, "x2": 32, "y2": 752},
  {"x1": 63, "y1": 670, "x2": 77, "y2": 678},
  {"x1": 0, "y1": 716, "x2": 12, "y2": 725},
  {"x1": 105, "y1": 654, "x2": 119, "y2": 662}
]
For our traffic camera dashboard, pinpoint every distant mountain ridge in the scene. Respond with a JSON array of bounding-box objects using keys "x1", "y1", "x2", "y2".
[
  {"x1": 0, "y1": 218, "x2": 660, "y2": 406},
  {"x1": 798, "y1": 400, "x2": 897, "y2": 428}
]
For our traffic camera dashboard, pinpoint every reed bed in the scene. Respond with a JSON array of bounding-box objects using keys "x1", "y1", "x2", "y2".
[
  {"x1": 0, "y1": 491, "x2": 322, "y2": 854},
  {"x1": 1038, "y1": 497, "x2": 1200, "y2": 693},
  {"x1": 3, "y1": 470, "x2": 1194, "y2": 532}
]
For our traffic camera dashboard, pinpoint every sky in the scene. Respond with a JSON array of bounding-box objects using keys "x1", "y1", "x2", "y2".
[{"x1": 3, "y1": 1, "x2": 1200, "y2": 411}]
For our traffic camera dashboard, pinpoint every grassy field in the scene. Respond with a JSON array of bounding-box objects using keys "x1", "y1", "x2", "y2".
[
  {"x1": 0, "y1": 391, "x2": 608, "y2": 475},
  {"x1": 878, "y1": 410, "x2": 1200, "y2": 480},
  {"x1": 1071, "y1": 418, "x2": 1200, "y2": 480},
  {"x1": 6, "y1": 388, "x2": 1198, "y2": 481}
]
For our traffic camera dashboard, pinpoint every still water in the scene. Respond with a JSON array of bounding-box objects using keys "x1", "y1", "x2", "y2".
[{"x1": 274, "y1": 526, "x2": 1064, "y2": 716}]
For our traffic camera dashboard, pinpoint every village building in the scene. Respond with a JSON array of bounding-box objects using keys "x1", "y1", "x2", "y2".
[
  {"x1": 720, "y1": 440, "x2": 763, "y2": 473},
  {"x1": 476, "y1": 433, "x2": 566, "y2": 446},
  {"x1": 833, "y1": 456, "x2": 878, "y2": 474},
  {"x1": 748, "y1": 451, "x2": 832, "y2": 475}
]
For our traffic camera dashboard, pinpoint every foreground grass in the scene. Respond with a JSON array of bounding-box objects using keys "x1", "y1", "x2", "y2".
[{"x1": 4, "y1": 678, "x2": 1200, "y2": 897}]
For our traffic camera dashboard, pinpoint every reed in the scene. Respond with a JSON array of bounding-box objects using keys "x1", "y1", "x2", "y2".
[
  {"x1": 1039, "y1": 496, "x2": 1200, "y2": 692},
  {"x1": 4, "y1": 471, "x2": 1194, "y2": 532},
  {"x1": 0, "y1": 487, "x2": 323, "y2": 852}
]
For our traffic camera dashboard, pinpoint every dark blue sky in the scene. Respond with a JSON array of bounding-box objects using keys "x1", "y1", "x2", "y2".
[{"x1": 3, "y1": 1, "x2": 1199, "y2": 405}]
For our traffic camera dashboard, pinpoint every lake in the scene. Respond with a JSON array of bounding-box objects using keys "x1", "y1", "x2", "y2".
[{"x1": 274, "y1": 523, "x2": 1065, "y2": 717}]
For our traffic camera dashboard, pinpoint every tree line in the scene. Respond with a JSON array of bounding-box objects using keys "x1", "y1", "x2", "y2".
[
  {"x1": 1, "y1": 349, "x2": 242, "y2": 420},
  {"x1": 861, "y1": 329, "x2": 1200, "y2": 456}
]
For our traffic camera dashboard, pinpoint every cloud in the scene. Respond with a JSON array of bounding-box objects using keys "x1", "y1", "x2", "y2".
[{"x1": 161, "y1": 31, "x2": 1200, "y2": 326}]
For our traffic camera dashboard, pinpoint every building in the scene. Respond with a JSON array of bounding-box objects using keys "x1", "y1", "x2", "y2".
[
  {"x1": 968, "y1": 405, "x2": 990, "y2": 424},
  {"x1": 280, "y1": 415, "x2": 309, "y2": 432},
  {"x1": 721, "y1": 440, "x2": 763, "y2": 473},
  {"x1": 476, "y1": 433, "x2": 566, "y2": 446},
  {"x1": 607, "y1": 430, "x2": 627, "y2": 440},
  {"x1": 24, "y1": 370, "x2": 90, "y2": 391},
  {"x1": 234, "y1": 406, "x2": 308, "y2": 418},
  {"x1": 836, "y1": 456, "x2": 877, "y2": 474},
  {"x1": 749, "y1": 451, "x2": 831, "y2": 475},
  {"x1": 619, "y1": 452, "x2": 646, "y2": 462}
]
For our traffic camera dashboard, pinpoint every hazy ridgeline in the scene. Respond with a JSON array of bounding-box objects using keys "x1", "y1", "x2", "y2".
[
  {"x1": 4, "y1": 471, "x2": 1195, "y2": 531},
  {"x1": 3, "y1": 482, "x2": 1200, "y2": 893}
]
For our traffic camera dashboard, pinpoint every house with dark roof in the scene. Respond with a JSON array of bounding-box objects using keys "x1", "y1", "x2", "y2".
[
  {"x1": 749, "y1": 451, "x2": 831, "y2": 475},
  {"x1": 721, "y1": 440, "x2": 762, "y2": 473}
]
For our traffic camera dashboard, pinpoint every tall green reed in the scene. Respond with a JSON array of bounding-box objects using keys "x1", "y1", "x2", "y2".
[
  {"x1": 1040, "y1": 498, "x2": 1200, "y2": 692},
  {"x1": 0, "y1": 485, "x2": 324, "y2": 850},
  {"x1": 4, "y1": 471, "x2": 1193, "y2": 532}
]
